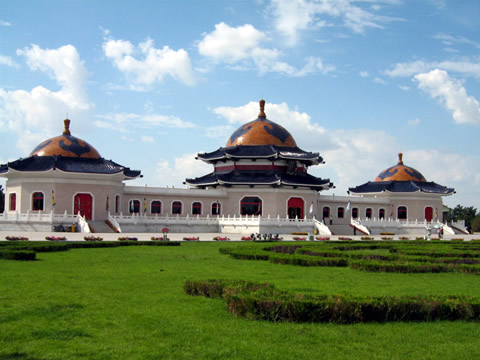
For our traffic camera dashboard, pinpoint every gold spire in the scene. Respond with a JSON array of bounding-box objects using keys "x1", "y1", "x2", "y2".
[
  {"x1": 258, "y1": 99, "x2": 266, "y2": 118},
  {"x1": 63, "y1": 119, "x2": 71, "y2": 135},
  {"x1": 398, "y1": 152, "x2": 403, "y2": 165}
]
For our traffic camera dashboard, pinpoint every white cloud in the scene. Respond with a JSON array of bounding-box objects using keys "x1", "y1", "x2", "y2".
[
  {"x1": 414, "y1": 69, "x2": 480, "y2": 125},
  {"x1": 0, "y1": 44, "x2": 93, "y2": 154},
  {"x1": 155, "y1": 153, "x2": 212, "y2": 187},
  {"x1": 385, "y1": 59, "x2": 480, "y2": 78},
  {"x1": 0, "y1": 20, "x2": 11, "y2": 26},
  {"x1": 95, "y1": 112, "x2": 195, "y2": 133},
  {"x1": 269, "y1": 0, "x2": 402, "y2": 45},
  {"x1": 103, "y1": 36, "x2": 196, "y2": 88},
  {"x1": 359, "y1": 71, "x2": 369, "y2": 77},
  {"x1": 198, "y1": 22, "x2": 265, "y2": 63},
  {"x1": 434, "y1": 33, "x2": 480, "y2": 49},
  {"x1": 198, "y1": 22, "x2": 335, "y2": 76},
  {"x1": 141, "y1": 135, "x2": 155, "y2": 143},
  {"x1": 0, "y1": 55, "x2": 19, "y2": 68},
  {"x1": 407, "y1": 118, "x2": 420, "y2": 126}
]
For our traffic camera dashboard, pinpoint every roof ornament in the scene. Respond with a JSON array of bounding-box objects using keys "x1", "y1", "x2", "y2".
[
  {"x1": 398, "y1": 152, "x2": 403, "y2": 165},
  {"x1": 258, "y1": 99, "x2": 266, "y2": 118},
  {"x1": 63, "y1": 118, "x2": 71, "y2": 136}
]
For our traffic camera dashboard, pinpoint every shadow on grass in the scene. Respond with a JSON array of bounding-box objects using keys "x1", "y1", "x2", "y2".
[{"x1": 0, "y1": 303, "x2": 85, "y2": 323}]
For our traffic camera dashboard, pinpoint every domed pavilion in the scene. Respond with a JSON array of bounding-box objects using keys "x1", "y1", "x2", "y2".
[
  {"x1": 348, "y1": 153, "x2": 454, "y2": 222},
  {"x1": 0, "y1": 119, "x2": 141, "y2": 221},
  {"x1": 185, "y1": 99, "x2": 333, "y2": 218}
]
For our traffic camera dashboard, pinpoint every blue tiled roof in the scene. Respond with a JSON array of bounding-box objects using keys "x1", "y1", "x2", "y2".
[
  {"x1": 0, "y1": 156, "x2": 141, "y2": 178},
  {"x1": 349, "y1": 180, "x2": 454, "y2": 195}
]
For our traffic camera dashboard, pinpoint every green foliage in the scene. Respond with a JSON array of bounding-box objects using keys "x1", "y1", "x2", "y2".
[
  {"x1": 449, "y1": 204, "x2": 478, "y2": 228},
  {"x1": 186, "y1": 279, "x2": 480, "y2": 324},
  {"x1": 221, "y1": 241, "x2": 480, "y2": 275},
  {"x1": 472, "y1": 215, "x2": 480, "y2": 232},
  {"x1": 2, "y1": 242, "x2": 480, "y2": 359},
  {"x1": 0, "y1": 249, "x2": 36, "y2": 261}
]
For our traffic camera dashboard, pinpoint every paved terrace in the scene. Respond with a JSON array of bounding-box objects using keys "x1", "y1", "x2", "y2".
[{"x1": 1, "y1": 231, "x2": 478, "y2": 242}]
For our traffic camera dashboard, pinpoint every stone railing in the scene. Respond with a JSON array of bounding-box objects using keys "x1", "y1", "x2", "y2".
[
  {"x1": 0, "y1": 210, "x2": 77, "y2": 224},
  {"x1": 110, "y1": 213, "x2": 317, "y2": 233},
  {"x1": 352, "y1": 217, "x2": 455, "y2": 235},
  {"x1": 77, "y1": 214, "x2": 91, "y2": 233}
]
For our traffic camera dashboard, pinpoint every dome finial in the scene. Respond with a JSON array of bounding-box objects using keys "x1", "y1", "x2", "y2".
[
  {"x1": 63, "y1": 118, "x2": 71, "y2": 135},
  {"x1": 398, "y1": 152, "x2": 403, "y2": 165},
  {"x1": 258, "y1": 99, "x2": 266, "y2": 118}
]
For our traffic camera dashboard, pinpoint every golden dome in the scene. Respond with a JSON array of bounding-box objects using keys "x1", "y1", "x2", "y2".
[
  {"x1": 374, "y1": 153, "x2": 426, "y2": 182},
  {"x1": 30, "y1": 119, "x2": 101, "y2": 159},
  {"x1": 226, "y1": 100, "x2": 297, "y2": 148}
]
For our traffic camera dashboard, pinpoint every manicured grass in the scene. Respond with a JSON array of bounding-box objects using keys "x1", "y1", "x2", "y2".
[{"x1": 1, "y1": 241, "x2": 479, "y2": 359}]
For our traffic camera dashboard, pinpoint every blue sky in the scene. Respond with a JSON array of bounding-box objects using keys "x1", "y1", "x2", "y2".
[{"x1": 1, "y1": 0, "x2": 479, "y2": 210}]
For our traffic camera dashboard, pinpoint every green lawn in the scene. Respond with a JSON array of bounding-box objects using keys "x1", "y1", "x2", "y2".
[{"x1": 1, "y1": 241, "x2": 479, "y2": 359}]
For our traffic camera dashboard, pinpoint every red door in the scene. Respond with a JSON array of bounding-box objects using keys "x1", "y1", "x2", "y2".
[
  {"x1": 74, "y1": 193, "x2": 93, "y2": 220},
  {"x1": 288, "y1": 197, "x2": 304, "y2": 219},
  {"x1": 425, "y1": 207, "x2": 433, "y2": 222}
]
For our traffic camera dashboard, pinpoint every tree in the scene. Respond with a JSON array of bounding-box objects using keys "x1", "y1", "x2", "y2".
[
  {"x1": 448, "y1": 205, "x2": 478, "y2": 229},
  {"x1": 472, "y1": 215, "x2": 480, "y2": 233},
  {"x1": 0, "y1": 185, "x2": 4, "y2": 213}
]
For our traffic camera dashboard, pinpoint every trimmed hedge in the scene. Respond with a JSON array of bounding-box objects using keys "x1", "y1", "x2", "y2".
[
  {"x1": 0, "y1": 250, "x2": 36, "y2": 261},
  {"x1": 220, "y1": 241, "x2": 480, "y2": 275},
  {"x1": 0, "y1": 240, "x2": 181, "y2": 261},
  {"x1": 185, "y1": 279, "x2": 480, "y2": 323}
]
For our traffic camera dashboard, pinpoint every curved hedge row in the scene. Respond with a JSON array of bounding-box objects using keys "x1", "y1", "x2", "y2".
[
  {"x1": 0, "y1": 240, "x2": 181, "y2": 261},
  {"x1": 185, "y1": 279, "x2": 480, "y2": 324},
  {"x1": 220, "y1": 241, "x2": 480, "y2": 275}
]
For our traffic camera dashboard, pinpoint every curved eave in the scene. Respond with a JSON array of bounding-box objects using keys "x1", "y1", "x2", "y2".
[{"x1": 348, "y1": 180, "x2": 455, "y2": 196}]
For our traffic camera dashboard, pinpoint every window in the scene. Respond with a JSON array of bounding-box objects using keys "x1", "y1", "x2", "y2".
[
  {"x1": 172, "y1": 201, "x2": 182, "y2": 215},
  {"x1": 397, "y1": 206, "x2": 407, "y2": 220},
  {"x1": 322, "y1": 206, "x2": 330, "y2": 219},
  {"x1": 337, "y1": 207, "x2": 344, "y2": 219},
  {"x1": 192, "y1": 202, "x2": 202, "y2": 215},
  {"x1": 32, "y1": 192, "x2": 44, "y2": 211},
  {"x1": 212, "y1": 202, "x2": 221, "y2": 215},
  {"x1": 352, "y1": 207, "x2": 358, "y2": 219},
  {"x1": 115, "y1": 195, "x2": 120, "y2": 213},
  {"x1": 366, "y1": 208, "x2": 372, "y2": 219},
  {"x1": 9, "y1": 193, "x2": 16, "y2": 211},
  {"x1": 240, "y1": 196, "x2": 262, "y2": 215},
  {"x1": 129, "y1": 200, "x2": 140, "y2": 214},
  {"x1": 151, "y1": 201, "x2": 162, "y2": 214},
  {"x1": 379, "y1": 208, "x2": 385, "y2": 219}
]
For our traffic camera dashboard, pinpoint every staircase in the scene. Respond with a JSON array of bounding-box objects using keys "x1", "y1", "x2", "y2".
[{"x1": 88, "y1": 221, "x2": 116, "y2": 233}]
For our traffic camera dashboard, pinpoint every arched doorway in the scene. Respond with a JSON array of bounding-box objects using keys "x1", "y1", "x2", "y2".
[
  {"x1": 288, "y1": 197, "x2": 304, "y2": 219},
  {"x1": 74, "y1": 193, "x2": 93, "y2": 220},
  {"x1": 425, "y1": 206, "x2": 433, "y2": 222}
]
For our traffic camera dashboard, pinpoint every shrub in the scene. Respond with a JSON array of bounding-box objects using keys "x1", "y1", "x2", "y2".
[
  {"x1": 117, "y1": 237, "x2": 138, "y2": 241},
  {"x1": 84, "y1": 236, "x2": 103, "y2": 241},
  {"x1": 291, "y1": 232, "x2": 308, "y2": 235},
  {"x1": 361, "y1": 236, "x2": 374, "y2": 240},
  {"x1": 292, "y1": 236, "x2": 306, "y2": 241},
  {"x1": 0, "y1": 250, "x2": 36, "y2": 261},
  {"x1": 381, "y1": 237, "x2": 393, "y2": 241},
  {"x1": 183, "y1": 237, "x2": 200, "y2": 241},
  {"x1": 380, "y1": 232, "x2": 395, "y2": 235},
  {"x1": 5, "y1": 236, "x2": 29, "y2": 241},
  {"x1": 186, "y1": 279, "x2": 480, "y2": 323},
  {"x1": 241, "y1": 236, "x2": 252, "y2": 241},
  {"x1": 338, "y1": 237, "x2": 352, "y2": 241},
  {"x1": 213, "y1": 236, "x2": 230, "y2": 241},
  {"x1": 398, "y1": 236, "x2": 410, "y2": 240},
  {"x1": 46, "y1": 236, "x2": 66, "y2": 241},
  {"x1": 151, "y1": 236, "x2": 170, "y2": 241},
  {"x1": 315, "y1": 236, "x2": 330, "y2": 241}
]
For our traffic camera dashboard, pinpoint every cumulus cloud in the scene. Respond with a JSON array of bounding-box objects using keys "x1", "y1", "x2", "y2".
[
  {"x1": 414, "y1": 69, "x2": 480, "y2": 125},
  {"x1": 103, "y1": 36, "x2": 196, "y2": 89},
  {"x1": 384, "y1": 59, "x2": 480, "y2": 78},
  {"x1": 198, "y1": 22, "x2": 334, "y2": 76},
  {"x1": 95, "y1": 112, "x2": 195, "y2": 133},
  {"x1": 0, "y1": 55, "x2": 19, "y2": 68},
  {"x1": 156, "y1": 153, "x2": 212, "y2": 187},
  {"x1": 213, "y1": 100, "x2": 333, "y2": 150},
  {"x1": 269, "y1": 0, "x2": 402, "y2": 45},
  {"x1": 0, "y1": 44, "x2": 93, "y2": 154}
]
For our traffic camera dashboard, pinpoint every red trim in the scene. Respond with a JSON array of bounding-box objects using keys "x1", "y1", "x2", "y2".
[{"x1": 215, "y1": 164, "x2": 306, "y2": 172}]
